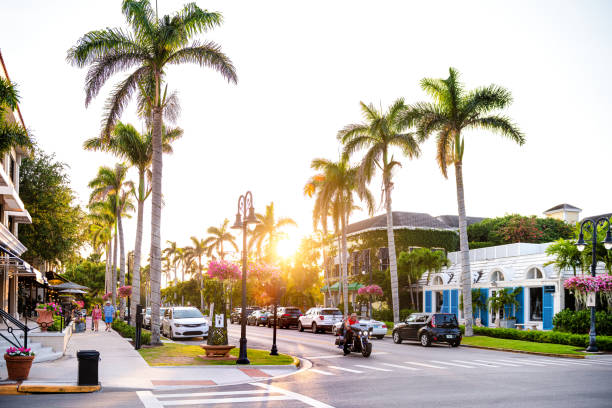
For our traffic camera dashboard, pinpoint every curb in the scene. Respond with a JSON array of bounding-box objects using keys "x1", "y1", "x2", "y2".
[
  {"x1": 0, "y1": 382, "x2": 101, "y2": 395},
  {"x1": 460, "y1": 344, "x2": 585, "y2": 359}
]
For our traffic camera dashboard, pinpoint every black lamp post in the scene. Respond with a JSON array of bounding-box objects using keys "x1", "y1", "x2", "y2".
[
  {"x1": 270, "y1": 279, "x2": 285, "y2": 356},
  {"x1": 575, "y1": 216, "x2": 612, "y2": 352},
  {"x1": 231, "y1": 191, "x2": 260, "y2": 365}
]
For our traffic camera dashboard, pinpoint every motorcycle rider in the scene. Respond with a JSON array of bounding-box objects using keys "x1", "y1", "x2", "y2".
[{"x1": 342, "y1": 313, "x2": 359, "y2": 351}]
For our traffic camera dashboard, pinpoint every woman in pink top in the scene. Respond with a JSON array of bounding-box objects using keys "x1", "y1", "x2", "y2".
[{"x1": 92, "y1": 304, "x2": 102, "y2": 332}]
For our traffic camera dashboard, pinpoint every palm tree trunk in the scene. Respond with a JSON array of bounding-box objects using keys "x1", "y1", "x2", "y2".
[
  {"x1": 130, "y1": 184, "x2": 144, "y2": 325},
  {"x1": 118, "y1": 214, "x2": 126, "y2": 318},
  {"x1": 149, "y1": 103, "x2": 163, "y2": 345},
  {"x1": 455, "y1": 161, "x2": 474, "y2": 336},
  {"x1": 112, "y1": 231, "x2": 118, "y2": 307},
  {"x1": 322, "y1": 241, "x2": 334, "y2": 307},
  {"x1": 199, "y1": 257, "x2": 204, "y2": 311},
  {"x1": 384, "y1": 179, "x2": 400, "y2": 324},
  {"x1": 407, "y1": 274, "x2": 415, "y2": 309},
  {"x1": 105, "y1": 241, "x2": 111, "y2": 294},
  {"x1": 341, "y1": 211, "x2": 349, "y2": 317}
]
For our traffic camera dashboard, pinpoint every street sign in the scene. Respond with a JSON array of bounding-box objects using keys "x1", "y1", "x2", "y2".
[
  {"x1": 215, "y1": 313, "x2": 224, "y2": 328},
  {"x1": 587, "y1": 292, "x2": 596, "y2": 307}
]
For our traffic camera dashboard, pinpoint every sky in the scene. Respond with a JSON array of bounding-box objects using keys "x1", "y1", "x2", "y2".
[{"x1": 1, "y1": 0, "x2": 612, "y2": 265}]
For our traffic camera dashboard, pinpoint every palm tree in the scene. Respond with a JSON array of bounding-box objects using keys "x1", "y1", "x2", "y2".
[
  {"x1": 306, "y1": 157, "x2": 375, "y2": 317},
  {"x1": 409, "y1": 67, "x2": 524, "y2": 336},
  {"x1": 162, "y1": 241, "x2": 181, "y2": 284},
  {"x1": 88, "y1": 203, "x2": 115, "y2": 294},
  {"x1": 338, "y1": 99, "x2": 420, "y2": 324},
  {"x1": 185, "y1": 237, "x2": 208, "y2": 311},
  {"x1": 84, "y1": 121, "x2": 183, "y2": 324},
  {"x1": 0, "y1": 77, "x2": 31, "y2": 155},
  {"x1": 203, "y1": 219, "x2": 239, "y2": 261},
  {"x1": 89, "y1": 164, "x2": 134, "y2": 310},
  {"x1": 249, "y1": 203, "x2": 297, "y2": 263},
  {"x1": 68, "y1": 0, "x2": 237, "y2": 345}
]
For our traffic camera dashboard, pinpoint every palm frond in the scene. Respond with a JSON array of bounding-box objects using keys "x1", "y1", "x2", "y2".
[
  {"x1": 66, "y1": 28, "x2": 139, "y2": 68},
  {"x1": 468, "y1": 115, "x2": 525, "y2": 145},
  {"x1": 165, "y1": 41, "x2": 237, "y2": 84}
]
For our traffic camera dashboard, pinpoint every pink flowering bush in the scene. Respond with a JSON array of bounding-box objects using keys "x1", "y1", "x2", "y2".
[
  {"x1": 6, "y1": 346, "x2": 35, "y2": 357},
  {"x1": 118, "y1": 285, "x2": 132, "y2": 298},
  {"x1": 358, "y1": 284, "x2": 384, "y2": 297},
  {"x1": 102, "y1": 292, "x2": 112, "y2": 301},
  {"x1": 248, "y1": 263, "x2": 280, "y2": 281},
  {"x1": 207, "y1": 260, "x2": 241, "y2": 281},
  {"x1": 564, "y1": 275, "x2": 612, "y2": 309},
  {"x1": 73, "y1": 300, "x2": 85, "y2": 309},
  {"x1": 36, "y1": 302, "x2": 62, "y2": 314}
]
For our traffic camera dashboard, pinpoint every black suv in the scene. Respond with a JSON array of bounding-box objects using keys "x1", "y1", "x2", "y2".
[
  {"x1": 392, "y1": 313, "x2": 461, "y2": 347},
  {"x1": 268, "y1": 307, "x2": 302, "y2": 329}
]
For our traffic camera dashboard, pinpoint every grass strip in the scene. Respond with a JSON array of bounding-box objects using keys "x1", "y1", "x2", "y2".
[{"x1": 461, "y1": 335, "x2": 584, "y2": 356}]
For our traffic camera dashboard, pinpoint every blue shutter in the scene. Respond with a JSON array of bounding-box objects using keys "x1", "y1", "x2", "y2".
[
  {"x1": 504, "y1": 289, "x2": 513, "y2": 320},
  {"x1": 515, "y1": 287, "x2": 524, "y2": 324},
  {"x1": 543, "y1": 287, "x2": 553, "y2": 330},
  {"x1": 480, "y1": 289, "x2": 489, "y2": 327},
  {"x1": 451, "y1": 289, "x2": 459, "y2": 318},
  {"x1": 442, "y1": 290, "x2": 450, "y2": 313},
  {"x1": 425, "y1": 291, "x2": 432, "y2": 313}
]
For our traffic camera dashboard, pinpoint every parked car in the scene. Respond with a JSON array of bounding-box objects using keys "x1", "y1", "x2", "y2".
[
  {"x1": 298, "y1": 307, "x2": 343, "y2": 333},
  {"x1": 161, "y1": 307, "x2": 209, "y2": 340},
  {"x1": 333, "y1": 317, "x2": 387, "y2": 339},
  {"x1": 247, "y1": 310, "x2": 270, "y2": 326},
  {"x1": 268, "y1": 307, "x2": 302, "y2": 328},
  {"x1": 144, "y1": 307, "x2": 167, "y2": 329},
  {"x1": 392, "y1": 312, "x2": 461, "y2": 347},
  {"x1": 231, "y1": 307, "x2": 261, "y2": 324}
]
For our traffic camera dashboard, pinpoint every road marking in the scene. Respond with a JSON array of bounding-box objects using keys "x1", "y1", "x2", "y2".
[
  {"x1": 404, "y1": 361, "x2": 447, "y2": 369},
  {"x1": 137, "y1": 391, "x2": 163, "y2": 408},
  {"x1": 253, "y1": 382, "x2": 336, "y2": 408},
  {"x1": 381, "y1": 363, "x2": 420, "y2": 371},
  {"x1": 526, "y1": 360, "x2": 568, "y2": 366},
  {"x1": 163, "y1": 395, "x2": 293, "y2": 405},
  {"x1": 156, "y1": 390, "x2": 270, "y2": 398},
  {"x1": 499, "y1": 359, "x2": 546, "y2": 366},
  {"x1": 474, "y1": 359, "x2": 519, "y2": 367},
  {"x1": 310, "y1": 368, "x2": 335, "y2": 376},
  {"x1": 328, "y1": 365, "x2": 364, "y2": 373},
  {"x1": 306, "y1": 352, "x2": 388, "y2": 359},
  {"x1": 585, "y1": 360, "x2": 612, "y2": 365},
  {"x1": 453, "y1": 360, "x2": 500, "y2": 368},
  {"x1": 354, "y1": 364, "x2": 392, "y2": 372},
  {"x1": 430, "y1": 360, "x2": 475, "y2": 368}
]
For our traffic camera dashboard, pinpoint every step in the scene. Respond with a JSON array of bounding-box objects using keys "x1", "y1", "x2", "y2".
[{"x1": 0, "y1": 344, "x2": 63, "y2": 367}]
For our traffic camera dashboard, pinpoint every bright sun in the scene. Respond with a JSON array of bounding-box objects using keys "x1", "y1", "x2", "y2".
[{"x1": 277, "y1": 236, "x2": 300, "y2": 259}]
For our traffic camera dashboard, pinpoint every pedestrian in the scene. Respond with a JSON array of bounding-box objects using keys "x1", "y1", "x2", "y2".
[
  {"x1": 92, "y1": 304, "x2": 102, "y2": 332},
  {"x1": 103, "y1": 301, "x2": 116, "y2": 332}
]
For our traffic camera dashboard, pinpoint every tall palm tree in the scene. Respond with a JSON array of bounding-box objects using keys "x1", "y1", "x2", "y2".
[
  {"x1": 185, "y1": 237, "x2": 208, "y2": 311},
  {"x1": 306, "y1": 157, "x2": 374, "y2": 316},
  {"x1": 88, "y1": 203, "x2": 115, "y2": 294},
  {"x1": 89, "y1": 164, "x2": 133, "y2": 310},
  {"x1": 84, "y1": 121, "x2": 183, "y2": 324},
  {"x1": 162, "y1": 241, "x2": 181, "y2": 284},
  {"x1": 409, "y1": 67, "x2": 524, "y2": 336},
  {"x1": 0, "y1": 77, "x2": 31, "y2": 155},
  {"x1": 68, "y1": 0, "x2": 237, "y2": 344},
  {"x1": 249, "y1": 203, "x2": 297, "y2": 263},
  {"x1": 338, "y1": 99, "x2": 420, "y2": 324},
  {"x1": 203, "y1": 219, "x2": 239, "y2": 261}
]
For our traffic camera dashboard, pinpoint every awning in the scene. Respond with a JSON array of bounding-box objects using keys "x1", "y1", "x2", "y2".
[
  {"x1": 0, "y1": 242, "x2": 43, "y2": 282},
  {"x1": 348, "y1": 282, "x2": 364, "y2": 291},
  {"x1": 51, "y1": 281, "x2": 89, "y2": 291},
  {"x1": 321, "y1": 282, "x2": 363, "y2": 293}
]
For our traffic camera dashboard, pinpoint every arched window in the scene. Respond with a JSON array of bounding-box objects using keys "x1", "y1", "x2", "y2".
[
  {"x1": 526, "y1": 267, "x2": 543, "y2": 279},
  {"x1": 490, "y1": 270, "x2": 504, "y2": 283},
  {"x1": 433, "y1": 276, "x2": 443, "y2": 286}
]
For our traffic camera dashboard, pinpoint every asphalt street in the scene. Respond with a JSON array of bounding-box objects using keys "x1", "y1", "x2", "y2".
[{"x1": 2, "y1": 323, "x2": 611, "y2": 407}]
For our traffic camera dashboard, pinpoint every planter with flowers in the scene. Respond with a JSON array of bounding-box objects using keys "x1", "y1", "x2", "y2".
[
  {"x1": 357, "y1": 285, "x2": 384, "y2": 319},
  {"x1": 4, "y1": 347, "x2": 35, "y2": 380},
  {"x1": 564, "y1": 275, "x2": 612, "y2": 310},
  {"x1": 36, "y1": 302, "x2": 62, "y2": 331}
]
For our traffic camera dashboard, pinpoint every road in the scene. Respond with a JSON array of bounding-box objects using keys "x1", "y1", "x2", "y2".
[{"x1": 2, "y1": 323, "x2": 612, "y2": 407}]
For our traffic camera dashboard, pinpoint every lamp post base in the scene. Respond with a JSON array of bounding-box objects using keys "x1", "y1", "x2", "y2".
[
  {"x1": 270, "y1": 345, "x2": 278, "y2": 356},
  {"x1": 236, "y1": 337, "x2": 250, "y2": 365}
]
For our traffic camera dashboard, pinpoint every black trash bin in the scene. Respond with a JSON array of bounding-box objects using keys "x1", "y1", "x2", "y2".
[{"x1": 77, "y1": 350, "x2": 100, "y2": 385}]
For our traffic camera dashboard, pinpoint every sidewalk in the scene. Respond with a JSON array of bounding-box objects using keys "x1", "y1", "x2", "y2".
[{"x1": 9, "y1": 320, "x2": 299, "y2": 392}]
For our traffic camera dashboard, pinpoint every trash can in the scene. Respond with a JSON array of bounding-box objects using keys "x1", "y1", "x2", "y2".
[{"x1": 77, "y1": 350, "x2": 100, "y2": 386}]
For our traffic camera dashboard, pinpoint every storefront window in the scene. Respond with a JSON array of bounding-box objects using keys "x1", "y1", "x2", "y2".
[
  {"x1": 530, "y1": 287, "x2": 543, "y2": 321},
  {"x1": 435, "y1": 291, "x2": 443, "y2": 312}
]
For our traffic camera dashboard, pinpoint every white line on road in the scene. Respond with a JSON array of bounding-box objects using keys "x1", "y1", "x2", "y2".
[
  {"x1": 584, "y1": 360, "x2": 612, "y2": 365},
  {"x1": 155, "y1": 390, "x2": 271, "y2": 398},
  {"x1": 430, "y1": 360, "x2": 475, "y2": 368},
  {"x1": 381, "y1": 363, "x2": 420, "y2": 371},
  {"x1": 354, "y1": 364, "x2": 392, "y2": 372},
  {"x1": 253, "y1": 382, "x2": 336, "y2": 408},
  {"x1": 525, "y1": 360, "x2": 568, "y2": 366},
  {"x1": 136, "y1": 391, "x2": 164, "y2": 408},
  {"x1": 473, "y1": 359, "x2": 519, "y2": 367},
  {"x1": 498, "y1": 359, "x2": 546, "y2": 366},
  {"x1": 404, "y1": 361, "x2": 447, "y2": 369},
  {"x1": 453, "y1": 360, "x2": 500, "y2": 368},
  {"x1": 305, "y1": 352, "x2": 389, "y2": 359},
  {"x1": 310, "y1": 368, "x2": 335, "y2": 375},
  {"x1": 163, "y1": 396, "x2": 293, "y2": 405},
  {"x1": 328, "y1": 365, "x2": 364, "y2": 373}
]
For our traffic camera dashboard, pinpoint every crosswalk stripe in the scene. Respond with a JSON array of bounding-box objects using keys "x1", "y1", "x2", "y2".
[
  {"x1": 328, "y1": 365, "x2": 364, "y2": 373},
  {"x1": 163, "y1": 395, "x2": 293, "y2": 406},
  {"x1": 381, "y1": 363, "x2": 420, "y2": 371},
  {"x1": 526, "y1": 360, "x2": 568, "y2": 366},
  {"x1": 474, "y1": 359, "x2": 520, "y2": 367},
  {"x1": 585, "y1": 360, "x2": 612, "y2": 365},
  {"x1": 155, "y1": 390, "x2": 270, "y2": 399},
  {"x1": 310, "y1": 368, "x2": 335, "y2": 376},
  {"x1": 453, "y1": 360, "x2": 499, "y2": 368},
  {"x1": 354, "y1": 364, "x2": 392, "y2": 372},
  {"x1": 137, "y1": 391, "x2": 163, "y2": 408},
  {"x1": 499, "y1": 359, "x2": 546, "y2": 366},
  {"x1": 404, "y1": 361, "x2": 447, "y2": 369},
  {"x1": 252, "y1": 383, "x2": 335, "y2": 408},
  {"x1": 430, "y1": 360, "x2": 475, "y2": 368}
]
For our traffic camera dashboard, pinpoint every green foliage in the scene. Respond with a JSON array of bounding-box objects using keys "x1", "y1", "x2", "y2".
[
  {"x1": 62, "y1": 258, "x2": 106, "y2": 304},
  {"x1": 162, "y1": 279, "x2": 205, "y2": 309},
  {"x1": 545, "y1": 239, "x2": 583, "y2": 275},
  {"x1": 112, "y1": 320, "x2": 151, "y2": 345},
  {"x1": 460, "y1": 289, "x2": 486, "y2": 311},
  {"x1": 46, "y1": 315, "x2": 64, "y2": 332},
  {"x1": 349, "y1": 228, "x2": 459, "y2": 254},
  {"x1": 487, "y1": 287, "x2": 522, "y2": 315},
  {"x1": 552, "y1": 309, "x2": 612, "y2": 336},
  {"x1": 373, "y1": 308, "x2": 417, "y2": 322},
  {"x1": 19, "y1": 145, "x2": 86, "y2": 267}
]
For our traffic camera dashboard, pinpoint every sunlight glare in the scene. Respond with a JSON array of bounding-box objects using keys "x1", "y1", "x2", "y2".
[{"x1": 277, "y1": 236, "x2": 300, "y2": 259}]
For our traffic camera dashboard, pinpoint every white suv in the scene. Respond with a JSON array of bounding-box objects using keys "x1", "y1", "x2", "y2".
[
  {"x1": 161, "y1": 307, "x2": 209, "y2": 340},
  {"x1": 298, "y1": 307, "x2": 343, "y2": 333}
]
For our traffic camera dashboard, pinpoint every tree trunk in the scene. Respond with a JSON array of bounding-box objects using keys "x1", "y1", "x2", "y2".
[
  {"x1": 384, "y1": 179, "x2": 400, "y2": 324},
  {"x1": 105, "y1": 241, "x2": 111, "y2": 294},
  {"x1": 199, "y1": 257, "x2": 204, "y2": 311},
  {"x1": 149, "y1": 103, "x2": 163, "y2": 345},
  {"x1": 341, "y1": 211, "x2": 349, "y2": 317},
  {"x1": 130, "y1": 173, "x2": 145, "y2": 325},
  {"x1": 322, "y1": 242, "x2": 334, "y2": 308},
  {"x1": 407, "y1": 274, "x2": 415, "y2": 309},
  {"x1": 118, "y1": 214, "x2": 126, "y2": 318},
  {"x1": 112, "y1": 230, "x2": 118, "y2": 307},
  {"x1": 455, "y1": 161, "x2": 474, "y2": 336}
]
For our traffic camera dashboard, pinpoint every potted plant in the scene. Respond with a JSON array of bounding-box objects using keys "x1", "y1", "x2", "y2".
[
  {"x1": 36, "y1": 302, "x2": 62, "y2": 331},
  {"x1": 4, "y1": 347, "x2": 35, "y2": 380},
  {"x1": 488, "y1": 288, "x2": 522, "y2": 328}
]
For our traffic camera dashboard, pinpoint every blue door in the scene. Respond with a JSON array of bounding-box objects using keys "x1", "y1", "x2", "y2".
[
  {"x1": 425, "y1": 291, "x2": 432, "y2": 313},
  {"x1": 543, "y1": 287, "x2": 554, "y2": 330},
  {"x1": 504, "y1": 289, "x2": 513, "y2": 320},
  {"x1": 442, "y1": 290, "x2": 450, "y2": 313},
  {"x1": 451, "y1": 289, "x2": 459, "y2": 318},
  {"x1": 480, "y1": 289, "x2": 489, "y2": 327},
  {"x1": 515, "y1": 287, "x2": 524, "y2": 324}
]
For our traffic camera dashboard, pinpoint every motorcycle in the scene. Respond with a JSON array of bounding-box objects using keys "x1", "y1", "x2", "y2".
[{"x1": 334, "y1": 324, "x2": 372, "y2": 357}]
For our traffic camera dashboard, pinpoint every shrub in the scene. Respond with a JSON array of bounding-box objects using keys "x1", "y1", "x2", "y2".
[
  {"x1": 372, "y1": 308, "x2": 417, "y2": 322},
  {"x1": 111, "y1": 320, "x2": 151, "y2": 345},
  {"x1": 553, "y1": 309, "x2": 612, "y2": 336}
]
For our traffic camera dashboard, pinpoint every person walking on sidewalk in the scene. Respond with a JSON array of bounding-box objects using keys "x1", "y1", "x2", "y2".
[
  {"x1": 92, "y1": 304, "x2": 102, "y2": 332},
  {"x1": 103, "y1": 301, "x2": 116, "y2": 332}
]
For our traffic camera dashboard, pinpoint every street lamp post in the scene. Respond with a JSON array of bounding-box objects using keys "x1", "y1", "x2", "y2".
[
  {"x1": 270, "y1": 280, "x2": 285, "y2": 356},
  {"x1": 231, "y1": 191, "x2": 260, "y2": 365},
  {"x1": 575, "y1": 216, "x2": 612, "y2": 352}
]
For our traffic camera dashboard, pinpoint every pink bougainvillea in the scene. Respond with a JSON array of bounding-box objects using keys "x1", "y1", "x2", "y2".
[
  {"x1": 207, "y1": 260, "x2": 241, "y2": 281},
  {"x1": 248, "y1": 262, "x2": 280, "y2": 281},
  {"x1": 564, "y1": 275, "x2": 612, "y2": 293},
  {"x1": 118, "y1": 285, "x2": 132, "y2": 298},
  {"x1": 74, "y1": 300, "x2": 85, "y2": 309},
  {"x1": 102, "y1": 292, "x2": 112, "y2": 301},
  {"x1": 358, "y1": 284, "x2": 384, "y2": 297}
]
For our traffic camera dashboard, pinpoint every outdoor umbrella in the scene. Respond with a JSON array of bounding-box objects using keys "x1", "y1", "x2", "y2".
[
  {"x1": 60, "y1": 289, "x2": 88, "y2": 294},
  {"x1": 51, "y1": 281, "x2": 89, "y2": 290}
]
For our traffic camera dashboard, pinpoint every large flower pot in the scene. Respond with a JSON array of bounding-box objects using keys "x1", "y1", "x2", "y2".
[
  {"x1": 36, "y1": 309, "x2": 54, "y2": 332},
  {"x1": 4, "y1": 354, "x2": 35, "y2": 380}
]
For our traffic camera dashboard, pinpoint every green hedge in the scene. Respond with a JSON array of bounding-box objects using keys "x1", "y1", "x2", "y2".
[
  {"x1": 111, "y1": 320, "x2": 151, "y2": 345},
  {"x1": 553, "y1": 310, "x2": 612, "y2": 336},
  {"x1": 349, "y1": 229, "x2": 459, "y2": 253},
  {"x1": 373, "y1": 308, "x2": 417, "y2": 322},
  {"x1": 460, "y1": 326, "x2": 612, "y2": 351}
]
